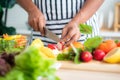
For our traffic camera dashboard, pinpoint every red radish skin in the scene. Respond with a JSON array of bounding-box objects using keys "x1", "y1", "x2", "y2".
[
  {"x1": 56, "y1": 42, "x2": 65, "y2": 50},
  {"x1": 80, "y1": 51, "x2": 93, "y2": 62},
  {"x1": 47, "y1": 44, "x2": 57, "y2": 50},
  {"x1": 93, "y1": 49, "x2": 106, "y2": 61}
]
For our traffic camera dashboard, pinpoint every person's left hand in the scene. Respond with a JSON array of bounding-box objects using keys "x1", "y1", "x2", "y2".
[{"x1": 61, "y1": 21, "x2": 81, "y2": 46}]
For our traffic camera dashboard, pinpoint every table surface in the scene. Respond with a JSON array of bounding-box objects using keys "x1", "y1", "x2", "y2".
[{"x1": 56, "y1": 69, "x2": 120, "y2": 80}]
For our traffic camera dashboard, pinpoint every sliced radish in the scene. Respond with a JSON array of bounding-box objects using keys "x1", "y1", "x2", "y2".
[
  {"x1": 56, "y1": 42, "x2": 65, "y2": 50},
  {"x1": 47, "y1": 44, "x2": 57, "y2": 50}
]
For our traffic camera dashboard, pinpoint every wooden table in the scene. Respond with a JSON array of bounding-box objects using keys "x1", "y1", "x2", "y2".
[
  {"x1": 56, "y1": 61, "x2": 120, "y2": 80},
  {"x1": 56, "y1": 69, "x2": 120, "y2": 80}
]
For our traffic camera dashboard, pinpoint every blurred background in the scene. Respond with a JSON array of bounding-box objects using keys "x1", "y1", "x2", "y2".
[{"x1": 2, "y1": 0, "x2": 120, "y2": 39}]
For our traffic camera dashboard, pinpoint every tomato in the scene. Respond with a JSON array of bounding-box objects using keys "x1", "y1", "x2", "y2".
[
  {"x1": 47, "y1": 44, "x2": 57, "y2": 50},
  {"x1": 117, "y1": 42, "x2": 120, "y2": 47},
  {"x1": 80, "y1": 51, "x2": 93, "y2": 62}
]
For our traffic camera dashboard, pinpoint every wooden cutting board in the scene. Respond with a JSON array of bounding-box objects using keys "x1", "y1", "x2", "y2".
[{"x1": 58, "y1": 60, "x2": 120, "y2": 73}]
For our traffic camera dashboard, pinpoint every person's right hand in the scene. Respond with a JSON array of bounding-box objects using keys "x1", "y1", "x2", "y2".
[{"x1": 28, "y1": 8, "x2": 46, "y2": 36}]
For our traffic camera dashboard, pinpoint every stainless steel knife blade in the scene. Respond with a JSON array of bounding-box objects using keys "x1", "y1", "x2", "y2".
[{"x1": 44, "y1": 27, "x2": 60, "y2": 42}]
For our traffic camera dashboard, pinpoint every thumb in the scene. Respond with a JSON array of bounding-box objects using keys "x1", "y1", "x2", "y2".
[{"x1": 61, "y1": 27, "x2": 67, "y2": 39}]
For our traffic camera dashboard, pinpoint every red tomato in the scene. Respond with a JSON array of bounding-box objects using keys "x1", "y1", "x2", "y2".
[
  {"x1": 93, "y1": 49, "x2": 106, "y2": 61},
  {"x1": 80, "y1": 51, "x2": 93, "y2": 62},
  {"x1": 47, "y1": 44, "x2": 57, "y2": 50},
  {"x1": 117, "y1": 42, "x2": 120, "y2": 47}
]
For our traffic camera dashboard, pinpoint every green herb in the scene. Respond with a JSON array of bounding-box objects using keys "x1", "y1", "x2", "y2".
[
  {"x1": 71, "y1": 45, "x2": 80, "y2": 64},
  {"x1": 0, "y1": 39, "x2": 23, "y2": 54},
  {"x1": 57, "y1": 47, "x2": 73, "y2": 60},
  {"x1": 57, "y1": 48, "x2": 82, "y2": 63},
  {"x1": 57, "y1": 53, "x2": 70, "y2": 60},
  {"x1": 73, "y1": 49, "x2": 82, "y2": 64},
  {"x1": 115, "y1": 39, "x2": 119, "y2": 44},
  {"x1": 79, "y1": 24, "x2": 92, "y2": 34},
  {"x1": 84, "y1": 36, "x2": 102, "y2": 52}
]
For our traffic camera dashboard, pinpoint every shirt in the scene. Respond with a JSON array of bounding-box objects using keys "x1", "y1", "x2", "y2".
[{"x1": 33, "y1": 0, "x2": 99, "y2": 46}]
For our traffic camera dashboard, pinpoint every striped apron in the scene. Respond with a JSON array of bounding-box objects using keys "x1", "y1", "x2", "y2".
[{"x1": 33, "y1": 0, "x2": 100, "y2": 46}]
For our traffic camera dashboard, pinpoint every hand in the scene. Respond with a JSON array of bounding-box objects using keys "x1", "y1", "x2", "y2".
[
  {"x1": 28, "y1": 8, "x2": 46, "y2": 36},
  {"x1": 61, "y1": 21, "x2": 81, "y2": 46}
]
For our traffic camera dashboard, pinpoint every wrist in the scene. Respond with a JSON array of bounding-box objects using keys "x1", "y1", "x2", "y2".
[
  {"x1": 70, "y1": 20, "x2": 79, "y2": 28},
  {"x1": 27, "y1": 6, "x2": 38, "y2": 14},
  {"x1": 71, "y1": 19, "x2": 79, "y2": 27},
  {"x1": 72, "y1": 11, "x2": 85, "y2": 25}
]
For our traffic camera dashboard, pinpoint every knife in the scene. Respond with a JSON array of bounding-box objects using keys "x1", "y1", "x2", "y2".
[{"x1": 44, "y1": 27, "x2": 60, "y2": 42}]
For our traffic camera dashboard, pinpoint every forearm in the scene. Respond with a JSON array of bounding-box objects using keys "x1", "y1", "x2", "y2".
[
  {"x1": 16, "y1": 0, "x2": 38, "y2": 14},
  {"x1": 72, "y1": 0, "x2": 104, "y2": 25}
]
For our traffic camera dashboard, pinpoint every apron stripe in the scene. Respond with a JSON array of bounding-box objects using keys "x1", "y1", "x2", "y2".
[
  {"x1": 48, "y1": 28, "x2": 63, "y2": 30},
  {"x1": 50, "y1": 0, "x2": 53, "y2": 20},
  {"x1": 80, "y1": 0, "x2": 82, "y2": 9},
  {"x1": 40, "y1": 0, "x2": 43, "y2": 13},
  {"x1": 62, "y1": 0, "x2": 66, "y2": 19},
  {"x1": 37, "y1": 0, "x2": 40, "y2": 9},
  {"x1": 46, "y1": 22, "x2": 68, "y2": 26},
  {"x1": 45, "y1": 0, "x2": 50, "y2": 20},
  {"x1": 56, "y1": 0, "x2": 61, "y2": 20},
  {"x1": 60, "y1": 0, "x2": 63, "y2": 19},
  {"x1": 71, "y1": 0, "x2": 73, "y2": 18},
  {"x1": 76, "y1": 0, "x2": 78, "y2": 13},
  {"x1": 41, "y1": 0, "x2": 47, "y2": 20},
  {"x1": 51, "y1": 0, "x2": 56, "y2": 20},
  {"x1": 55, "y1": 0, "x2": 58, "y2": 20},
  {"x1": 66, "y1": 0, "x2": 68, "y2": 18},
  {"x1": 34, "y1": 0, "x2": 37, "y2": 6}
]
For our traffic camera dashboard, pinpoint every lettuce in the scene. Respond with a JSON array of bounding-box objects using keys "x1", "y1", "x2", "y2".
[
  {"x1": 15, "y1": 46, "x2": 58, "y2": 80},
  {"x1": 0, "y1": 68, "x2": 25, "y2": 80},
  {"x1": 0, "y1": 46, "x2": 59, "y2": 80},
  {"x1": 84, "y1": 36, "x2": 102, "y2": 52},
  {"x1": 79, "y1": 24, "x2": 92, "y2": 34}
]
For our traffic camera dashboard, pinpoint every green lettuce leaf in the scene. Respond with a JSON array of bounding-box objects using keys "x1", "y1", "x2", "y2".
[
  {"x1": 79, "y1": 24, "x2": 92, "y2": 34},
  {"x1": 0, "y1": 68, "x2": 25, "y2": 80},
  {"x1": 84, "y1": 36, "x2": 102, "y2": 52},
  {"x1": 15, "y1": 46, "x2": 58, "y2": 80}
]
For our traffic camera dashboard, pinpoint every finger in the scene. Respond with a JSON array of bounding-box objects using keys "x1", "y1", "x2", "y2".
[
  {"x1": 65, "y1": 33, "x2": 80, "y2": 46},
  {"x1": 33, "y1": 18, "x2": 39, "y2": 31},
  {"x1": 65, "y1": 34, "x2": 76, "y2": 46},
  {"x1": 28, "y1": 20, "x2": 36, "y2": 30},
  {"x1": 61, "y1": 27, "x2": 67, "y2": 39},
  {"x1": 38, "y1": 19, "x2": 45, "y2": 36},
  {"x1": 62, "y1": 28, "x2": 75, "y2": 42}
]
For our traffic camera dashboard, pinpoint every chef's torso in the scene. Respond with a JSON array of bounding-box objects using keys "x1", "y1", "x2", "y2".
[{"x1": 33, "y1": 0, "x2": 99, "y2": 46}]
